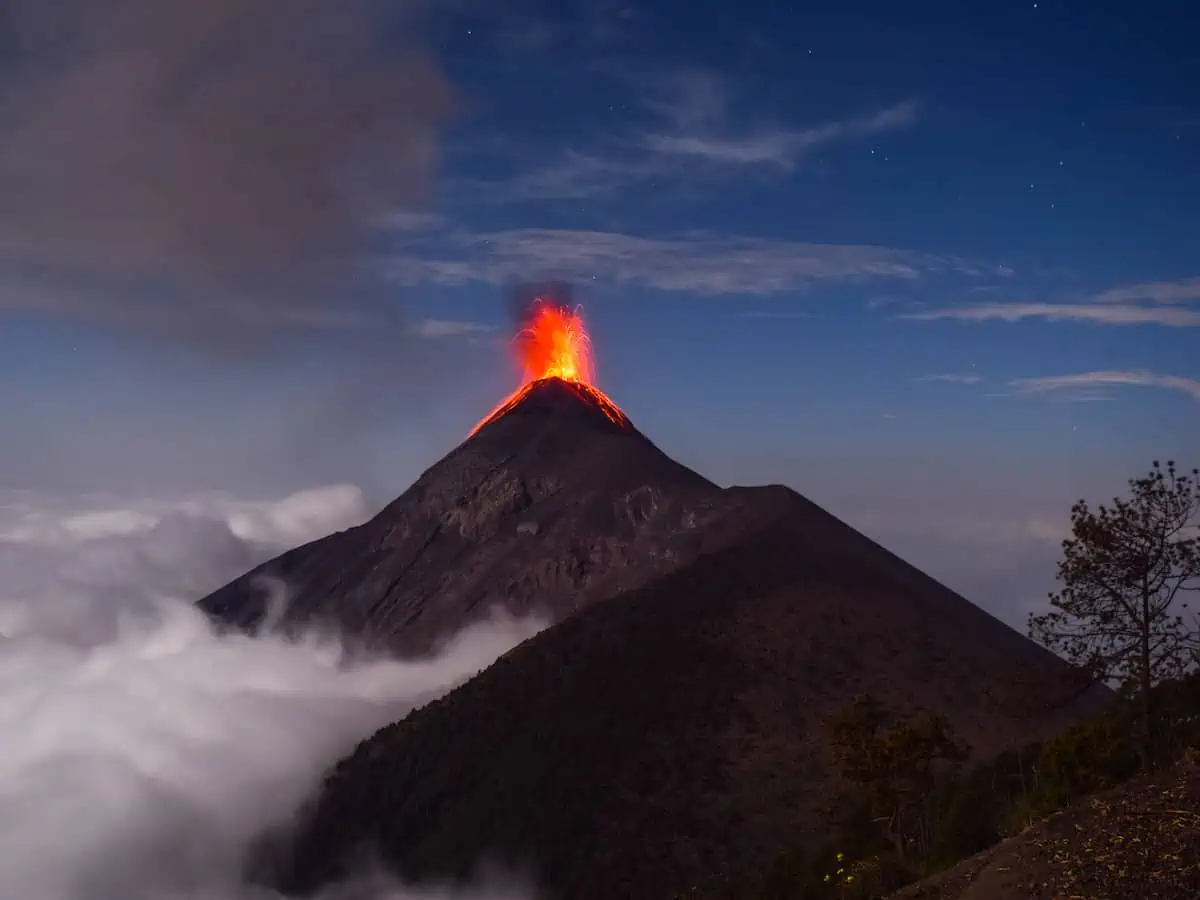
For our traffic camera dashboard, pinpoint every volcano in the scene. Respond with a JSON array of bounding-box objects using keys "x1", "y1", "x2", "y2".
[
  {"x1": 200, "y1": 376, "x2": 757, "y2": 655},
  {"x1": 199, "y1": 303, "x2": 763, "y2": 655},
  {"x1": 198, "y1": 301, "x2": 1102, "y2": 899}
]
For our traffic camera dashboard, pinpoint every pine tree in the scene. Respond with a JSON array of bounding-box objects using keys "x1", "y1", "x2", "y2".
[{"x1": 1030, "y1": 460, "x2": 1200, "y2": 766}]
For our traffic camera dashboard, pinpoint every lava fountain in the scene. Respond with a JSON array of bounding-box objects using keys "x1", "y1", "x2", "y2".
[{"x1": 469, "y1": 300, "x2": 628, "y2": 436}]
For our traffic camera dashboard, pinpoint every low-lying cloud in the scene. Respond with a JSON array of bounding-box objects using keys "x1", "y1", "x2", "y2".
[{"x1": 0, "y1": 486, "x2": 542, "y2": 900}]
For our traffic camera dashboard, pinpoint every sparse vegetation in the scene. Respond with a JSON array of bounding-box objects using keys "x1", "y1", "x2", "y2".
[
  {"x1": 720, "y1": 672, "x2": 1200, "y2": 899},
  {"x1": 279, "y1": 458, "x2": 1200, "y2": 900},
  {"x1": 1029, "y1": 459, "x2": 1200, "y2": 766},
  {"x1": 825, "y1": 695, "x2": 970, "y2": 862},
  {"x1": 718, "y1": 458, "x2": 1200, "y2": 900}
]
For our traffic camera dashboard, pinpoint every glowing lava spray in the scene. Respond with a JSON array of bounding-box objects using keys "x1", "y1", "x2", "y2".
[{"x1": 469, "y1": 299, "x2": 628, "y2": 436}]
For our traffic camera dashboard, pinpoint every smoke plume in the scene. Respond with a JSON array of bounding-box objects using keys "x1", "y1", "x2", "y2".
[
  {"x1": 0, "y1": 485, "x2": 542, "y2": 899},
  {"x1": 0, "y1": 0, "x2": 455, "y2": 342}
]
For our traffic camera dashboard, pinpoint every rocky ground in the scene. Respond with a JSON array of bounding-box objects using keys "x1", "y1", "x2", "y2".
[{"x1": 889, "y1": 754, "x2": 1200, "y2": 900}]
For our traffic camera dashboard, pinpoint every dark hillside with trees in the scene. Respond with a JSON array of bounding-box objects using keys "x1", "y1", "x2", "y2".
[
  {"x1": 705, "y1": 460, "x2": 1200, "y2": 900},
  {"x1": 709, "y1": 672, "x2": 1200, "y2": 900},
  {"x1": 258, "y1": 459, "x2": 1196, "y2": 900},
  {"x1": 273, "y1": 487, "x2": 1098, "y2": 900}
]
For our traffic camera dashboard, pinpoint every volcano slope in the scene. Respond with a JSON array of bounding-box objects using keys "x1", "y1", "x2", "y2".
[
  {"x1": 273, "y1": 491, "x2": 1101, "y2": 899},
  {"x1": 888, "y1": 756, "x2": 1200, "y2": 900},
  {"x1": 200, "y1": 378, "x2": 768, "y2": 656}
]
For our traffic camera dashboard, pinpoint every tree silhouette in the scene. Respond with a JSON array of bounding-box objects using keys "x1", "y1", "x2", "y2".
[
  {"x1": 826, "y1": 694, "x2": 970, "y2": 860},
  {"x1": 1030, "y1": 460, "x2": 1200, "y2": 766}
]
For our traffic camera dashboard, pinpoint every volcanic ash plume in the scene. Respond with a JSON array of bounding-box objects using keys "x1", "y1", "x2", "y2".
[
  {"x1": 0, "y1": 0, "x2": 454, "y2": 340},
  {"x1": 470, "y1": 289, "x2": 628, "y2": 436}
]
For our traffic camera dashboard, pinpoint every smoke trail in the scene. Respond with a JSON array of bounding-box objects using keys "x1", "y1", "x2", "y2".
[{"x1": 0, "y1": 0, "x2": 455, "y2": 343}]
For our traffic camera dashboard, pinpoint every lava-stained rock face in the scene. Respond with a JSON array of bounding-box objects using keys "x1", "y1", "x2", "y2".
[{"x1": 197, "y1": 378, "x2": 769, "y2": 655}]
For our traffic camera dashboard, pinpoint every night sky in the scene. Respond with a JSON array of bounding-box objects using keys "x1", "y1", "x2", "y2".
[{"x1": 2, "y1": 0, "x2": 1197, "y2": 629}]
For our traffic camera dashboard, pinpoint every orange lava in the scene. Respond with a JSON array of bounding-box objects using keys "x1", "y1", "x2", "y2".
[{"x1": 469, "y1": 300, "x2": 628, "y2": 436}]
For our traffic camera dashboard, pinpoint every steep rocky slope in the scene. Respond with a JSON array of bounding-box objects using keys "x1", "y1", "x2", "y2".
[{"x1": 273, "y1": 487, "x2": 1100, "y2": 900}]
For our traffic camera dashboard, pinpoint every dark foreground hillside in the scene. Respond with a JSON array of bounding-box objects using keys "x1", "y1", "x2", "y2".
[
  {"x1": 889, "y1": 755, "x2": 1200, "y2": 900},
  {"x1": 275, "y1": 488, "x2": 1100, "y2": 900}
]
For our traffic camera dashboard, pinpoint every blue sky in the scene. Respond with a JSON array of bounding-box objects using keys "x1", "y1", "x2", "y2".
[{"x1": 1, "y1": 0, "x2": 1197, "y2": 628}]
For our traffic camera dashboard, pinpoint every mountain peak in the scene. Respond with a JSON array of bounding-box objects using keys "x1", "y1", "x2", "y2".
[
  {"x1": 469, "y1": 376, "x2": 633, "y2": 440},
  {"x1": 198, "y1": 372, "x2": 724, "y2": 655}
]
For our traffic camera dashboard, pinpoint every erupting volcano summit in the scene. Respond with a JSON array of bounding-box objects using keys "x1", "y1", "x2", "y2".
[
  {"x1": 469, "y1": 300, "x2": 628, "y2": 437},
  {"x1": 200, "y1": 291, "x2": 1103, "y2": 899}
]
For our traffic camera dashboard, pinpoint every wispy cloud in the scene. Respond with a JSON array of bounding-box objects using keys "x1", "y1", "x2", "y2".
[
  {"x1": 641, "y1": 73, "x2": 919, "y2": 169},
  {"x1": 385, "y1": 227, "x2": 1001, "y2": 295},
  {"x1": 737, "y1": 310, "x2": 814, "y2": 319},
  {"x1": 485, "y1": 152, "x2": 662, "y2": 202},
  {"x1": 917, "y1": 373, "x2": 983, "y2": 384},
  {"x1": 1011, "y1": 370, "x2": 1200, "y2": 402},
  {"x1": 1091, "y1": 276, "x2": 1200, "y2": 305},
  {"x1": 899, "y1": 276, "x2": 1200, "y2": 328},
  {"x1": 410, "y1": 318, "x2": 495, "y2": 339},
  {"x1": 464, "y1": 69, "x2": 919, "y2": 201},
  {"x1": 901, "y1": 302, "x2": 1200, "y2": 327}
]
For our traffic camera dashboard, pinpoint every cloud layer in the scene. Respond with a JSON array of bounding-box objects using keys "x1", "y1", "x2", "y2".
[
  {"x1": 640, "y1": 72, "x2": 918, "y2": 169},
  {"x1": 0, "y1": 485, "x2": 542, "y2": 900},
  {"x1": 901, "y1": 277, "x2": 1200, "y2": 327},
  {"x1": 1011, "y1": 370, "x2": 1200, "y2": 402},
  {"x1": 456, "y1": 68, "x2": 918, "y2": 202},
  {"x1": 386, "y1": 227, "x2": 1000, "y2": 294}
]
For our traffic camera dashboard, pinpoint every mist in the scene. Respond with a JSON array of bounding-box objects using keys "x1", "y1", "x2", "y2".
[{"x1": 0, "y1": 484, "x2": 543, "y2": 900}]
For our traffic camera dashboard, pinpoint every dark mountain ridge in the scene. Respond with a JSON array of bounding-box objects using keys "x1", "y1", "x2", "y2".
[{"x1": 275, "y1": 485, "x2": 1099, "y2": 900}]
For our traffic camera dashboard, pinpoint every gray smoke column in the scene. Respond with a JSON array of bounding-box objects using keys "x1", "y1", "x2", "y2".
[{"x1": 0, "y1": 0, "x2": 455, "y2": 340}]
